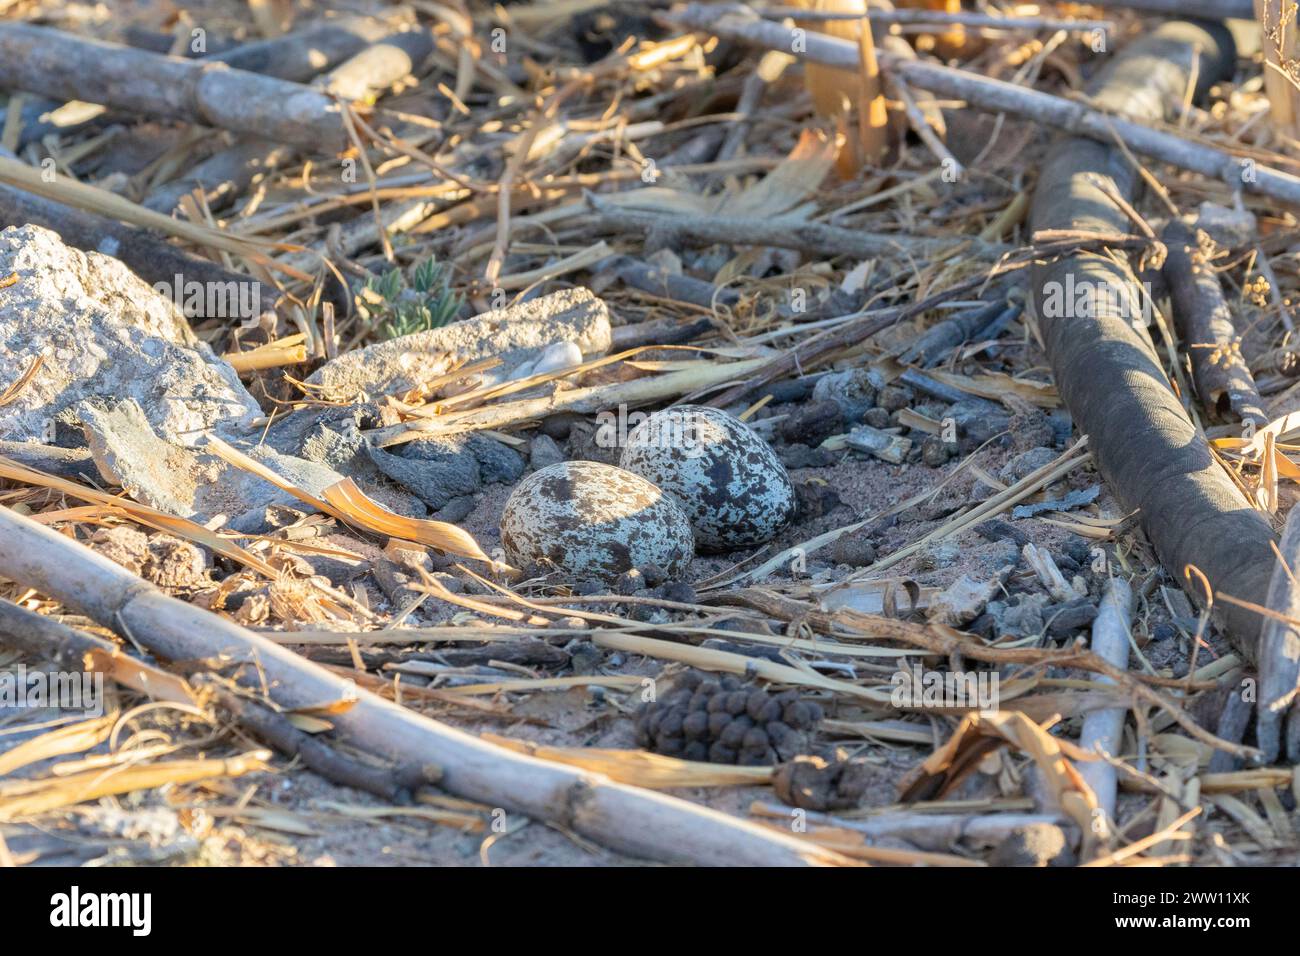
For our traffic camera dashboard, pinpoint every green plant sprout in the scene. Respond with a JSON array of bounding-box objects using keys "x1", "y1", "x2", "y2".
[{"x1": 358, "y1": 257, "x2": 463, "y2": 340}]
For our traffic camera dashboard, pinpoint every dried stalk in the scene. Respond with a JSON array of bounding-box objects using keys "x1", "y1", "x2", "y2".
[{"x1": 0, "y1": 504, "x2": 847, "y2": 866}]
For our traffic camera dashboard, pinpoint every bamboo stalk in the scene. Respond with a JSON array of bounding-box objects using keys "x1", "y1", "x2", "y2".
[{"x1": 0, "y1": 504, "x2": 848, "y2": 866}]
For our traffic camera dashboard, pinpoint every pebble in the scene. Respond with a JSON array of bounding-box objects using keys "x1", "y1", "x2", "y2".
[
  {"x1": 999, "y1": 446, "x2": 1057, "y2": 484},
  {"x1": 876, "y1": 384, "x2": 914, "y2": 412},
  {"x1": 812, "y1": 368, "x2": 877, "y2": 422},
  {"x1": 920, "y1": 435, "x2": 952, "y2": 467},
  {"x1": 529, "y1": 433, "x2": 566, "y2": 470},
  {"x1": 990, "y1": 823, "x2": 1076, "y2": 867},
  {"x1": 831, "y1": 531, "x2": 877, "y2": 567}
]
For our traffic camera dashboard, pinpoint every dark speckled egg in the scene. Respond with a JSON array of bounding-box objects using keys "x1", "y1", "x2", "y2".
[
  {"x1": 619, "y1": 405, "x2": 796, "y2": 552},
  {"x1": 499, "y1": 461, "x2": 694, "y2": 582}
]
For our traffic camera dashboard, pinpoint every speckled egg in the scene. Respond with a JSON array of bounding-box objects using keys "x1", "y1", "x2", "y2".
[
  {"x1": 499, "y1": 461, "x2": 694, "y2": 582},
  {"x1": 619, "y1": 405, "x2": 796, "y2": 552}
]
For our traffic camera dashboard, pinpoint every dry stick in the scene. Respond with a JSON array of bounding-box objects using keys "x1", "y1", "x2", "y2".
[
  {"x1": 0, "y1": 597, "x2": 191, "y2": 704},
  {"x1": 1028, "y1": 21, "x2": 1283, "y2": 669},
  {"x1": 1076, "y1": 578, "x2": 1133, "y2": 849},
  {"x1": 1162, "y1": 218, "x2": 1268, "y2": 426},
  {"x1": 0, "y1": 597, "x2": 427, "y2": 800},
  {"x1": 589, "y1": 206, "x2": 1007, "y2": 260},
  {"x1": 146, "y1": 28, "x2": 434, "y2": 213},
  {"x1": 211, "y1": 16, "x2": 396, "y2": 80},
  {"x1": 750, "y1": 802, "x2": 1070, "y2": 851},
  {"x1": 0, "y1": 23, "x2": 348, "y2": 151},
  {"x1": 827, "y1": 610, "x2": 1260, "y2": 761},
  {"x1": 667, "y1": 4, "x2": 1300, "y2": 207},
  {"x1": 0, "y1": 505, "x2": 846, "y2": 866},
  {"x1": 190, "y1": 676, "x2": 440, "y2": 802},
  {"x1": 752, "y1": 6, "x2": 1114, "y2": 31},
  {"x1": 1079, "y1": 0, "x2": 1254, "y2": 17},
  {"x1": 144, "y1": 140, "x2": 297, "y2": 215},
  {"x1": 367, "y1": 356, "x2": 771, "y2": 446},
  {"x1": 1254, "y1": 507, "x2": 1300, "y2": 763}
]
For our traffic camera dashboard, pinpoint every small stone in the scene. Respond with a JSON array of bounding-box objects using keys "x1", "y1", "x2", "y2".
[
  {"x1": 779, "y1": 399, "x2": 843, "y2": 447},
  {"x1": 863, "y1": 407, "x2": 892, "y2": 429},
  {"x1": 920, "y1": 435, "x2": 952, "y2": 467},
  {"x1": 876, "y1": 384, "x2": 914, "y2": 412},
  {"x1": 812, "y1": 368, "x2": 877, "y2": 422},
  {"x1": 540, "y1": 412, "x2": 584, "y2": 440},
  {"x1": 143, "y1": 534, "x2": 211, "y2": 590},
  {"x1": 1045, "y1": 599, "x2": 1098, "y2": 637},
  {"x1": 987, "y1": 593, "x2": 1050, "y2": 639},
  {"x1": 831, "y1": 531, "x2": 876, "y2": 567},
  {"x1": 794, "y1": 480, "x2": 843, "y2": 520},
  {"x1": 435, "y1": 496, "x2": 476, "y2": 524},
  {"x1": 990, "y1": 823, "x2": 1076, "y2": 867},
  {"x1": 529, "y1": 433, "x2": 566, "y2": 470},
  {"x1": 1008, "y1": 407, "x2": 1055, "y2": 454},
  {"x1": 999, "y1": 446, "x2": 1057, "y2": 484},
  {"x1": 89, "y1": 526, "x2": 150, "y2": 576},
  {"x1": 918, "y1": 540, "x2": 961, "y2": 570},
  {"x1": 640, "y1": 563, "x2": 667, "y2": 588},
  {"x1": 1150, "y1": 622, "x2": 1177, "y2": 642},
  {"x1": 614, "y1": 568, "x2": 645, "y2": 595},
  {"x1": 659, "y1": 581, "x2": 697, "y2": 604},
  {"x1": 779, "y1": 443, "x2": 834, "y2": 469}
]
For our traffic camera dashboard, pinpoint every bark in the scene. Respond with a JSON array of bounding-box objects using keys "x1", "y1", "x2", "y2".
[
  {"x1": 1163, "y1": 218, "x2": 1268, "y2": 425},
  {"x1": 1028, "y1": 22, "x2": 1279, "y2": 661}
]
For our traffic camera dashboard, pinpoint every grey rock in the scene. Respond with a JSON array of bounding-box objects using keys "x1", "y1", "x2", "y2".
[
  {"x1": 987, "y1": 593, "x2": 1050, "y2": 639},
  {"x1": 435, "y1": 496, "x2": 477, "y2": 524},
  {"x1": 999, "y1": 446, "x2": 1057, "y2": 484},
  {"x1": 876, "y1": 384, "x2": 914, "y2": 412},
  {"x1": 813, "y1": 368, "x2": 877, "y2": 423},
  {"x1": 862, "y1": 407, "x2": 891, "y2": 429},
  {"x1": 529, "y1": 433, "x2": 566, "y2": 470},
  {"x1": 920, "y1": 435, "x2": 952, "y2": 467},
  {"x1": 465, "y1": 433, "x2": 525, "y2": 484},
  {"x1": 831, "y1": 532, "x2": 876, "y2": 568},
  {"x1": 1045, "y1": 598, "x2": 1098, "y2": 637},
  {"x1": 367, "y1": 439, "x2": 480, "y2": 510},
  {"x1": 0, "y1": 224, "x2": 260, "y2": 446},
  {"x1": 990, "y1": 823, "x2": 1075, "y2": 867},
  {"x1": 779, "y1": 443, "x2": 834, "y2": 470}
]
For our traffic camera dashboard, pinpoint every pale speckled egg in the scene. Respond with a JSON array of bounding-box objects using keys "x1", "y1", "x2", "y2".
[
  {"x1": 619, "y1": 405, "x2": 796, "y2": 552},
  {"x1": 499, "y1": 460, "x2": 694, "y2": 582}
]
